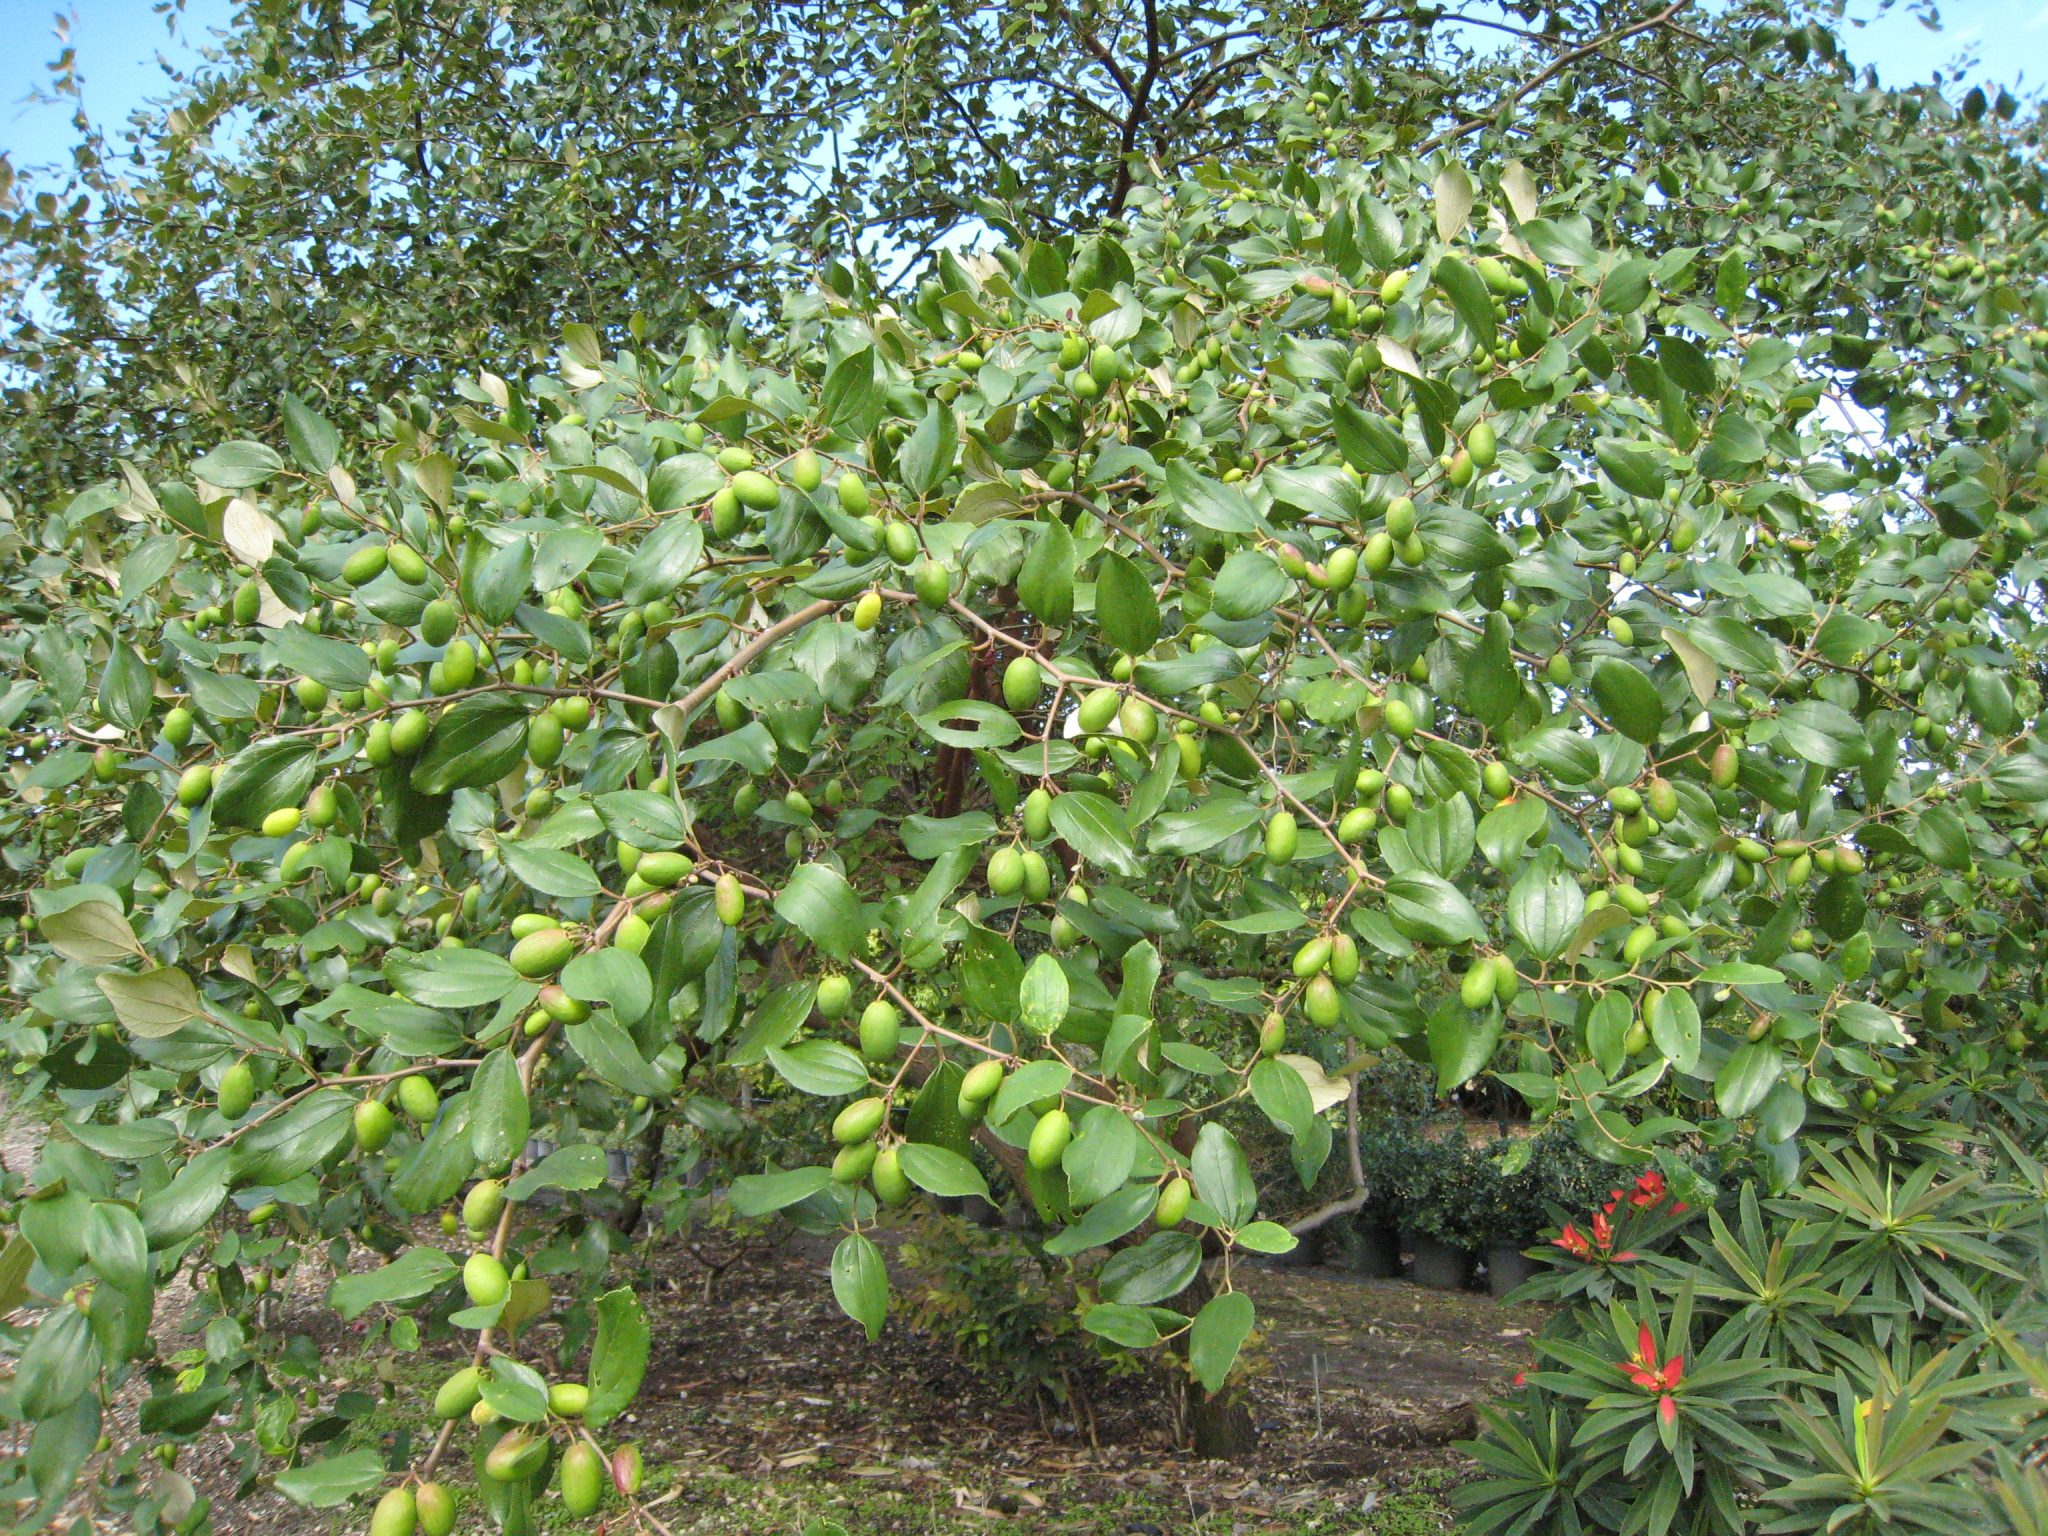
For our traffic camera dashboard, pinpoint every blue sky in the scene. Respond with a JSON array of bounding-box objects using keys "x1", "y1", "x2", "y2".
[{"x1": 2, "y1": 0, "x2": 2046, "y2": 174}]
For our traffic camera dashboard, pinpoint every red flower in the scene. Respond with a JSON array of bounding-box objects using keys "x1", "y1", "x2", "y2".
[
  {"x1": 1628, "y1": 1170, "x2": 1667, "y2": 1208},
  {"x1": 1552, "y1": 1212, "x2": 1635, "y2": 1263},
  {"x1": 1621, "y1": 1321, "x2": 1684, "y2": 1423}
]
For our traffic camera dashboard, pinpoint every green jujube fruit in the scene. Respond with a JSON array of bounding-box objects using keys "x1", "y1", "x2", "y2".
[
  {"x1": 434, "y1": 1365, "x2": 484, "y2": 1420},
  {"x1": 1027, "y1": 1108, "x2": 1072, "y2": 1170},
  {"x1": 511, "y1": 928, "x2": 575, "y2": 977},
  {"x1": 858, "y1": 1000, "x2": 901, "y2": 1063},
  {"x1": 560, "y1": 1442, "x2": 605, "y2": 1517},
  {"x1": 369, "y1": 1487, "x2": 416, "y2": 1536},
  {"x1": 463, "y1": 1251, "x2": 510, "y2": 1307},
  {"x1": 217, "y1": 1061, "x2": 255, "y2": 1121},
  {"x1": 833, "y1": 1095, "x2": 887, "y2": 1145}
]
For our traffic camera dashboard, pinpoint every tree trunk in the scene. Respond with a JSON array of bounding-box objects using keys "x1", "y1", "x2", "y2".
[{"x1": 1167, "y1": 1266, "x2": 1257, "y2": 1459}]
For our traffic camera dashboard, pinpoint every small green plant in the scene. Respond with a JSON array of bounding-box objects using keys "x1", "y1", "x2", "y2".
[{"x1": 899, "y1": 1216, "x2": 1115, "y2": 1418}]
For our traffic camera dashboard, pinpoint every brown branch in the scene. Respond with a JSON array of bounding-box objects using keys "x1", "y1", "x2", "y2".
[{"x1": 671, "y1": 598, "x2": 838, "y2": 721}]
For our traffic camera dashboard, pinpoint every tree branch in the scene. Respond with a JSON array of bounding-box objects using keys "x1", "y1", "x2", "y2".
[{"x1": 671, "y1": 598, "x2": 838, "y2": 721}]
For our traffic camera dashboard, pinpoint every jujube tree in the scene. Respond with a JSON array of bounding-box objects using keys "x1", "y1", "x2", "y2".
[{"x1": 4, "y1": 12, "x2": 2048, "y2": 1536}]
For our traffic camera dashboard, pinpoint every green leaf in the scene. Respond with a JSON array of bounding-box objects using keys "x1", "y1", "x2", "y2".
[
  {"x1": 532, "y1": 524, "x2": 605, "y2": 591},
  {"x1": 96, "y1": 966, "x2": 205, "y2": 1039},
  {"x1": 1428, "y1": 998, "x2": 1504, "y2": 1092},
  {"x1": 1434, "y1": 254, "x2": 1496, "y2": 346},
  {"x1": 97, "y1": 642, "x2": 151, "y2": 730},
  {"x1": 270, "y1": 622, "x2": 373, "y2": 690},
  {"x1": 913, "y1": 701, "x2": 1022, "y2": 749},
  {"x1": 1715, "y1": 1042, "x2": 1781, "y2": 1117},
  {"x1": 1333, "y1": 400, "x2": 1409, "y2": 475},
  {"x1": 594, "y1": 790, "x2": 689, "y2": 850},
  {"x1": 767, "y1": 1038, "x2": 869, "y2": 1096},
  {"x1": 586, "y1": 1288, "x2": 650, "y2": 1427},
  {"x1": 1191, "y1": 1122, "x2": 1255, "y2": 1226},
  {"x1": 329, "y1": 1246, "x2": 458, "y2": 1321},
  {"x1": 1060, "y1": 1105, "x2": 1136, "y2": 1207},
  {"x1": 562, "y1": 947, "x2": 653, "y2": 1025},
  {"x1": 386, "y1": 947, "x2": 521, "y2": 1008},
  {"x1": 565, "y1": 1016, "x2": 671, "y2": 1096},
  {"x1": 1189, "y1": 1290, "x2": 1255, "y2": 1394},
  {"x1": 507, "y1": 1145, "x2": 608, "y2": 1200},
  {"x1": 497, "y1": 841, "x2": 602, "y2": 900},
  {"x1": 1166, "y1": 460, "x2": 1260, "y2": 534},
  {"x1": 1248, "y1": 1057, "x2": 1315, "y2": 1140},
  {"x1": 622, "y1": 517, "x2": 704, "y2": 605},
  {"x1": 479, "y1": 1357, "x2": 550, "y2": 1422},
  {"x1": 1081, "y1": 1303, "x2": 1162, "y2": 1347},
  {"x1": 281, "y1": 394, "x2": 341, "y2": 473},
  {"x1": 1648, "y1": 987, "x2": 1701, "y2": 1074},
  {"x1": 1913, "y1": 805, "x2": 1972, "y2": 870},
  {"x1": 830, "y1": 1231, "x2": 888, "y2": 1341},
  {"x1": 1018, "y1": 518, "x2": 1075, "y2": 627},
  {"x1": 272, "y1": 1448, "x2": 387, "y2": 1509},
  {"x1": 897, "y1": 1143, "x2": 989, "y2": 1199},
  {"x1": 1018, "y1": 952, "x2": 1070, "y2": 1035},
  {"x1": 470, "y1": 534, "x2": 535, "y2": 622},
  {"x1": 1045, "y1": 1186, "x2": 1157, "y2": 1257},
  {"x1": 1209, "y1": 549, "x2": 1290, "y2": 622},
  {"x1": 729, "y1": 1166, "x2": 833, "y2": 1216},
  {"x1": 212, "y1": 737, "x2": 320, "y2": 827},
  {"x1": 1384, "y1": 870, "x2": 1487, "y2": 947},
  {"x1": 40, "y1": 901, "x2": 143, "y2": 965},
  {"x1": 775, "y1": 864, "x2": 866, "y2": 959},
  {"x1": 1048, "y1": 791, "x2": 1140, "y2": 876},
  {"x1": 1098, "y1": 1231, "x2": 1203, "y2": 1305},
  {"x1": 989, "y1": 1059, "x2": 1072, "y2": 1126},
  {"x1": 822, "y1": 346, "x2": 883, "y2": 436},
  {"x1": 1233, "y1": 1221, "x2": 1298, "y2": 1255},
  {"x1": 16, "y1": 1305, "x2": 101, "y2": 1419},
  {"x1": 1771, "y1": 700, "x2": 1869, "y2": 769},
  {"x1": 899, "y1": 402, "x2": 957, "y2": 495},
  {"x1": 1466, "y1": 612, "x2": 1521, "y2": 730},
  {"x1": 1507, "y1": 848, "x2": 1583, "y2": 960},
  {"x1": 1096, "y1": 551, "x2": 1161, "y2": 654},
  {"x1": 191, "y1": 439, "x2": 285, "y2": 490},
  {"x1": 411, "y1": 695, "x2": 530, "y2": 794},
  {"x1": 1594, "y1": 439, "x2": 1667, "y2": 500},
  {"x1": 1149, "y1": 796, "x2": 1263, "y2": 857},
  {"x1": 1591, "y1": 659, "x2": 1664, "y2": 743},
  {"x1": 469, "y1": 1048, "x2": 530, "y2": 1169}
]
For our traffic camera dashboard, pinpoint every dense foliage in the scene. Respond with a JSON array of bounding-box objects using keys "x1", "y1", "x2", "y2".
[
  {"x1": 4, "y1": 3, "x2": 2048, "y2": 1535},
  {"x1": 0, "y1": 0, "x2": 1910, "y2": 496}
]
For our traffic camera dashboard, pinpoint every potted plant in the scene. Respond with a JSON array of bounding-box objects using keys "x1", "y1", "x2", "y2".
[
  {"x1": 1473, "y1": 1135, "x2": 1545, "y2": 1299},
  {"x1": 1347, "y1": 1120, "x2": 1412, "y2": 1278},
  {"x1": 1400, "y1": 1134, "x2": 1486, "y2": 1289}
]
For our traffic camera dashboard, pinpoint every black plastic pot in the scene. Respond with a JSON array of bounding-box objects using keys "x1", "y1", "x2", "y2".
[
  {"x1": 1486, "y1": 1243, "x2": 1538, "y2": 1299},
  {"x1": 1351, "y1": 1220, "x2": 1404, "y2": 1279},
  {"x1": 1411, "y1": 1234, "x2": 1475, "y2": 1289}
]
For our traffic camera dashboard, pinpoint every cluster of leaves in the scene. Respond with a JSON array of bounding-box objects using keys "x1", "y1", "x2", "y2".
[
  {"x1": 0, "y1": 0, "x2": 1922, "y2": 498},
  {"x1": 3, "y1": 10, "x2": 2048, "y2": 1536},
  {"x1": 1461, "y1": 1091, "x2": 2048, "y2": 1535}
]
